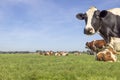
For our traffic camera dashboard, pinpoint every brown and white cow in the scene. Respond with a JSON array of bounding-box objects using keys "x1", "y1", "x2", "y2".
[
  {"x1": 86, "y1": 39, "x2": 106, "y2": 53},
  {"x1": 96, "y1": 47, "x2": 117, "y2": 62},
  {"x1": 55, "y1": 52, "x2": 62, "y2": 56},
  {"x1": 44, "y1": 51, "x2": 54, "y2": 56}
]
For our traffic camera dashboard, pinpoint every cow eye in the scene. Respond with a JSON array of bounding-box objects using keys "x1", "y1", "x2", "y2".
[{"x1": 95, "y1": 10, "x2": 100, "y2": 19}]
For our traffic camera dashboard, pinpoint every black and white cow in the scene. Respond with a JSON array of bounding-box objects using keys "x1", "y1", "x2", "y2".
[{"x1": 76, "y1": 6, "x2": 120, "y2": 45}]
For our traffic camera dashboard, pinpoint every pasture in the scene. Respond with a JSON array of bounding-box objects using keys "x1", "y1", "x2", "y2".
[{"x1": 0, "y1": 53, "x2": 120, "y2": 80}]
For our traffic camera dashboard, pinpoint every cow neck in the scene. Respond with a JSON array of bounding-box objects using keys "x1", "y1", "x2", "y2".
[{"x1": 92, "y1": 40, "x2": 96, "y2": 51}]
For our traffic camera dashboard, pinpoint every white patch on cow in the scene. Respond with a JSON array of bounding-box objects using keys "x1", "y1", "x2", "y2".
[
  {"x1": 97, "y1": 49, "x2": 107, "y2": 56},
  {"x1": 110, "y1": 52, "x2": 117, "y2": 62},
  {"x1": 85, "y1": 6, "x2": 97, "y2": 34},
  {"x1": 109, "y1": 37, "x2": 120, "y2": 51},
  {"x1": 96, "y1": 52, "x2": 101, "y2": 56},
  {"x1": 97, "y1": 49, "x2": 117, "y2": 62},
  {"x1": 104, "y1": 49, "x2": 117, "y2": 62},
  {"x1": 108, "y1": 8, "x2": 120, "y2": 16}
]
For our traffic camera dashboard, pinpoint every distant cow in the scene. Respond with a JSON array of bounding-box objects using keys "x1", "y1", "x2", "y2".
[
  {"x1": 55, "y1": 52, "x2": 62, "y2": 56},
  {"x1": 55, "y1": 51, "x2": 68, "y2": 56},
  {"x1": 96, "y1": 47, "x2": 117, "y2": 62},
  {"x1": 62, "y1": 52, "x2": 68, "y2": 56},
  {"x1": 76, "y1": 6, "x2": 120, "y2": 47},
  {"x1": 44, "y1": 51, "x2": 54, "y2": 56},
  {"x1": 86, "y1": 39, "x2": 106, "y2": 53}
]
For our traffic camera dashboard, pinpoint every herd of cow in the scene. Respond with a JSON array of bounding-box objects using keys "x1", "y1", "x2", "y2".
[
  {"x1": 76, "y1": 6, "x2": 120, "y2": 62},
  {"x1": 37, "y1": 51, "x2": 81, "y2": 56}
]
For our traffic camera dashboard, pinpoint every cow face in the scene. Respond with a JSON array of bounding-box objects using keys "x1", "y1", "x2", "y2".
[
  {"x1": 85, "y1": 41, "x2": 96, "y2": 52},
  {"x1": 85, "y1": 42, "x2": 93, "y2": 49},
  {"x1": 76, "y1": 7, "x2": 101, "y2": 35}
]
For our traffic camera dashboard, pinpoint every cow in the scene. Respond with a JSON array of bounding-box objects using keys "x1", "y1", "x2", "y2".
[
  {"x1": 55, "y1": 51, "x2": 68, "y2": 56},
  {"x1": 44, "y1": 51, "x2": 54, "y2": 56},
  {"x1": 96, "y1": 47, "x2": 117, "y2": 62},
  {"x1": 55, "y1": 52, "x2": 62, "y2": 56},
  {"x1": 76, "y1": 6, "x2": 120, "y2": 47},
  {"x1": 86, "y1": 39, "x2": 106, "y2": 53}
]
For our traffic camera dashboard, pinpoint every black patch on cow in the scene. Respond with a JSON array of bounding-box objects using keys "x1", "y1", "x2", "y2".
[
  {"x1": 91, "y1": 10, "x2": 101, "y2": 32},
  {"x1": 99, "y1": 11, "x2": 120, "y2": 43},
  {"x1": 100, "y1": 11, "x2": 120, "y2": 34},
  {"x1": 100, "y1": 10, "x2": 108, "y2": 18},
  {"x1": 89, "y1": 10, "x2": 120, "y2": 43}
]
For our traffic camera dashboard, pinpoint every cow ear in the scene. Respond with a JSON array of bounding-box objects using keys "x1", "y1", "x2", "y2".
[
  {"x1": 100, "y1": 10, "x2": 108, "y2": 18},
  {"x1": 76, "y1": 13, "x2": 86, "y2": 20}
]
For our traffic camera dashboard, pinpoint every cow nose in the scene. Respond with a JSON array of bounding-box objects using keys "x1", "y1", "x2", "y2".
[
  {"x1": 84, "y1": 28, "x2": 93, "y2": 35},
  {"x1": 88, "y1": 28, "x2": 93, "y2": 33}
]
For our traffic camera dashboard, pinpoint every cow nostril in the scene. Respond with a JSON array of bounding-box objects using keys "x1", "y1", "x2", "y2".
[
  {"x1": 88, "y1": 28, "x2": 93, "y2": 33},
  {"x1": 88, "y1": 28, "x2": 93, "y2": 31}
]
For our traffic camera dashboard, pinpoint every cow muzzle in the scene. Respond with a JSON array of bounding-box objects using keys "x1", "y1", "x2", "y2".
[{"x1": 84, "y1": 28, "x2": 95, "y2": 35}]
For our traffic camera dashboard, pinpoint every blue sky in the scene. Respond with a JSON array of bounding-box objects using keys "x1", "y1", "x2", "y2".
[{"x1": 0, "y1": 0, "x2": 120, "y2": 51}]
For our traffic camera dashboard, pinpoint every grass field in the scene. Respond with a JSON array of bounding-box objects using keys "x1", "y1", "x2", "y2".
[{"x1": 0, "y1": 53, "x2": 120, "y2": 80}]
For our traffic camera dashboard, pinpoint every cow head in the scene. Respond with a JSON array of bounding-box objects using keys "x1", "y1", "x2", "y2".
[
  {"x1": 76, "y1": 6, "x2": 101, "y2": 35},
  {"x1": 76, "y1": 6, "x2": 103, "y2": 35},
  {"x1": 85, "y1": 41, "x2": 96, "y2": 52}
]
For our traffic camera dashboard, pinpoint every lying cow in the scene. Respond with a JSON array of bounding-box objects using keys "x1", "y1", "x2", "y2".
[
  {"x1": 55, "y1": 52, "x2": 62, "y2": 56},
  {"x1": 96, "y1": 47, "x2": 117, "y2": 62},
  {"x1": 86, "y1": 39, "x2": 106, "y2": 53},
  {"x1": 55, "y1": 51, "x2": 68, "y2": 56},
  {"x1": 76, "y1": 6, "x2": 120, "y2": 47},
  {"x1": 44, "y1": 51, "x2": 54, "y2": 56}
]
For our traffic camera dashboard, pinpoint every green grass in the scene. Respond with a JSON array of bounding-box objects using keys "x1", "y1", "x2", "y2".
[{"x1": 0, "y1": 54, "x2": 120, "y2": 80}]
